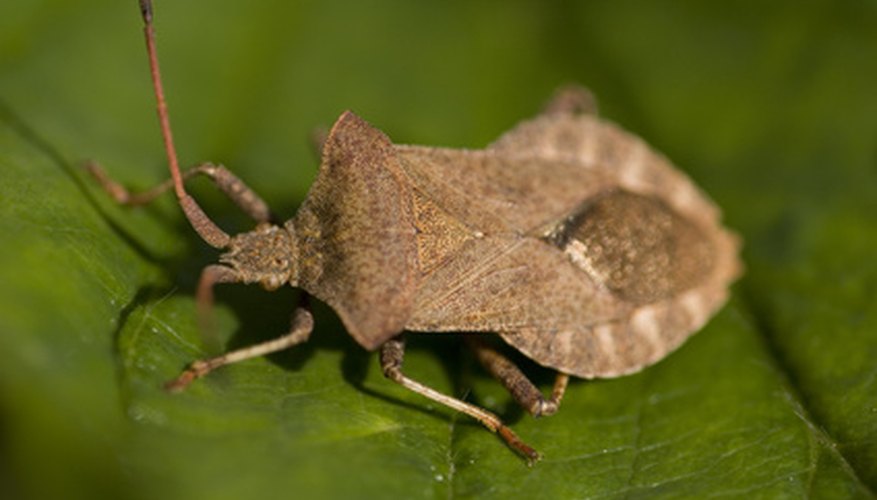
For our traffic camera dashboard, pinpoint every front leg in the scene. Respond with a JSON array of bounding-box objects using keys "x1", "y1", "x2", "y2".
[{"x1": 165, "y1": 300, "x2": 314, "y2": 392}]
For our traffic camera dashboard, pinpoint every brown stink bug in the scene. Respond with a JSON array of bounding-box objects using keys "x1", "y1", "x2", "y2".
[{"x1": 89, "y1": 0, "x2": 741, "y2": 462}]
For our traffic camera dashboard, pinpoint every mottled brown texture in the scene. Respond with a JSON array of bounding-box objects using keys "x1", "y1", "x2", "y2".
[
  {"x1": 460, "y1": 104, "x2": 742, "y2": 378},
  {"x1": 95, "y1": 80, "x2": 741, "y2": 456},
  {"x1": 551, "y1": 190, "x2": 716, "y2": 305},
  {"x1": 97, "y1": 7, "x2": 742, "y2": 458},
  {"x1": 219, "y1": 223, "x2": 296, "y2": 291},
  {"x1": 294, "y1": 112, "x2": 419, "y2": 349},
  {"x1": 384, "y1": 107, "x2": 740, "y2": 378},
  {"x1": 251, "y1": 100, "x2": 738, "y2": 383},
  {"x1": 411, "y1": 188, "x2": 473, "y2": 274}
]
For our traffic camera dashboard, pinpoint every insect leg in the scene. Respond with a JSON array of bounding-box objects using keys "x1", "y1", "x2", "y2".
[
  {"x1": 379, "y1": 336, "x2": 540, "y2": 462},
  {"x1": 164, "y1": 302, "x2": 314, "y2": 392},
  {"x1": 465, "y1": 336, "x2": 569, "y2": 417},
  {"x1": 85, "y1": 161, "x2": 275, "y2": 223},
  {"x1": 541, "y1": 85, "x2": 598, "y2": 116},
  {"x1": 192, "y1": 264, "x2": 241, "y2": 344}
]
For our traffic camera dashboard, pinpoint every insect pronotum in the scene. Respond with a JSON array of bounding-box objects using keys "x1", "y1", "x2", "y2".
[{"x1": 89, "y1": 0, "x2": 742, "y2": 462}]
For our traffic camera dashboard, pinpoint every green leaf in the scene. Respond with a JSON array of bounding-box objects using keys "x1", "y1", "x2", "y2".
[{"x1": 1, "y1": 1, "x2": 875, "y2": 498}]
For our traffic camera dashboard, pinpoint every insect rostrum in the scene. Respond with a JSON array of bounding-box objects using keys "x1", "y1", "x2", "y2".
[{"x1": 92, "y1": 0, "x2": 742, "y2": 462}]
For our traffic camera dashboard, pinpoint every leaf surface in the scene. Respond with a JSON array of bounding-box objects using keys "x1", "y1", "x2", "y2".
[{"x1": 1, "y1": 1, "x2": 875, "y2": 498}]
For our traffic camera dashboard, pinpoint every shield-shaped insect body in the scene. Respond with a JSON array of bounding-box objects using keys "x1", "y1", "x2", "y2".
[{"x1": 295, "y1": 109, "x2": 741, "y2": 381}]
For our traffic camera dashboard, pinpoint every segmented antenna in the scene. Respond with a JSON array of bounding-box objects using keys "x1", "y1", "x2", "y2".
[{"x1": 139, "y1": 0, "x2": 231, "y2": 248}]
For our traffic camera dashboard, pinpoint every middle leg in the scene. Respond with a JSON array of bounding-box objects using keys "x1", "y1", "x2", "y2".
[{"x1": 380, "y1": 335, "x2": 540, "y2": 462}]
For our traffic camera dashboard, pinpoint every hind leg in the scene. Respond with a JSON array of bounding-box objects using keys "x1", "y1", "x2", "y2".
[{"x1": 465, "y1": 336, "x2": 569, "y2": 417}]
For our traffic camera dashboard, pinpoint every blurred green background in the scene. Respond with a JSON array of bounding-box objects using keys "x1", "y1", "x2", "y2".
[{"x1": 1, "y1": 0, "x2": 876, "y2": 498}]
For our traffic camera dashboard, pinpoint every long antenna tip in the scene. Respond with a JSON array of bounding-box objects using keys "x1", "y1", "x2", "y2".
[{"x1": 139, "y1": 0, "x2": 153, "y2": 24}]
